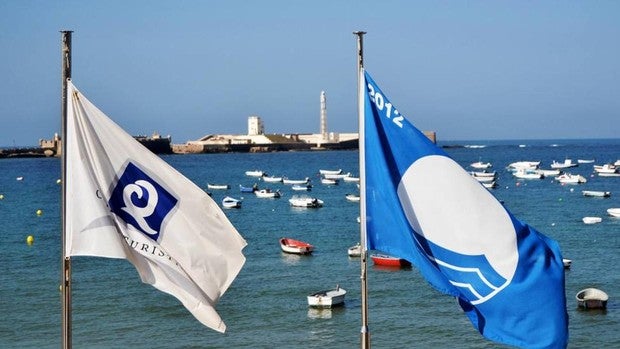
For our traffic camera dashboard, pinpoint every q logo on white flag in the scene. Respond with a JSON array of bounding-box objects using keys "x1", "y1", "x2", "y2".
[
  {"x1": 109, "y1": 162, "x2": 178, "y2": 241},
  {"x1": 397, "y1": 155, "x2": 519, "y2": 305}
]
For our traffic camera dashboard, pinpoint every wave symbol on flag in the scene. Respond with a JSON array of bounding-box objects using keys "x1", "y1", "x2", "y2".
[
  {"x1": 109, "y1": 162, "x2": 178, "y2": 241},
  {"x1": 417, "y1": 235, "x2": 507, "y2": 304},
  {"x1": 397, "y1": 155, "x2": 519, "y2": 304}
]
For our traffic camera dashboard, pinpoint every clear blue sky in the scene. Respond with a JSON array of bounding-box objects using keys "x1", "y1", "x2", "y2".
[{"x1": 1, "y1": 1, "x2": 618, "y2": 146}]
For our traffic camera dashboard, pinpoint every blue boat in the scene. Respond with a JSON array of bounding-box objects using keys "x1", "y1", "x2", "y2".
[{"x1": 239, "y1": 184, "x2": 258, "y2": 193}]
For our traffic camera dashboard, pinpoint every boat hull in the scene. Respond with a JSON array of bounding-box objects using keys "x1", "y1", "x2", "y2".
[
  {"x1": 370, "y1": 254, "x2": 411, "y2": 267},
  {"x1": 280, "y1": 238, "x2": 314, "y2": 255},
  {"x1": 607, "y1": 208, "x2": 620, "y2": 217},
  {"x1": 576, "y1": 288, "x2": 609, "y2": 309},
  {"x1": 307, "y1": 288, "x2": 346, "y2": 308}
]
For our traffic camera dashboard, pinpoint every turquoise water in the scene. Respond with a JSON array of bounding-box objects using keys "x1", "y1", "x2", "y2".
[{"x1": 1, "y1": 140, "x2": 619, "y2": 348}]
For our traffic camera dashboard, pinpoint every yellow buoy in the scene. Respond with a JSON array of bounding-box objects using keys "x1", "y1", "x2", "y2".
[
  {"x1": 0, "y1": 194, "x2": 4, "y2": 200},
  {"x1": 36, "y1": 209, "x2": 43, "y2": 216},
  {"x1": 26, "y1": 235, "x2": 34, "y2": 245},
  {"x1": 56, "y1": 179, "x2": 61, "y2": 184}
]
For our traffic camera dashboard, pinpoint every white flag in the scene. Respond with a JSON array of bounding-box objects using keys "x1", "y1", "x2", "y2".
[{"x1": 65, "y1": 80, "x2": 247, "y2": 333}]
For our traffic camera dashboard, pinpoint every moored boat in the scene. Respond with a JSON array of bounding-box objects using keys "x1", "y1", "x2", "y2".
[
  {"x1": 562, "y1": 258, "x2": 572, "y2": 269},
  {"x1": 582, "y1": 216, "x2": 602, "y2": 224},
  {"x1": 550, "y1": 159, "x2": 578, "y2": 169},
  {"x1": 307, "y1": 285, "x2": 346, "y2": 308},
  {"x1": 221, "y1": 196, "x2": 242, "y2": 209},
  {"x1": 513, "y1": 168, "x2": 544, "y2": 179},
  {"x1": 321, "y1": 178, "x2": 338, "y2": 185},
  {"x1": 324, "y1": 172, "x2": 351, "y2": 179},
  {"x1": 537, "y1": 169, "x2": 562, "y2": 177},
  {"x1": 576, "y1": 288, "x2": 608, "y2": 309},
  {"x1": 607, "y1": 208, "x2": 620, "y2": 217},
  {"x1": 291, "y1": 184, "x2": 312, "y2": 191},
  {"x1": 207, "y1": 183, "x2": 230, "y2": 190},
  {"x1": 279, "y1": 237, "x2": 314, "y2": 255},
  {"x1": 345, "y1": 194, "x2": 360, "y2": 202},
  {"x1": 593, "y1": 163, "x2": 617, "y2": 174},
  {"x1": 582, "y1": 190, "x2": 611, "y2": 198},
  {"x1": 343, "y1": 176, "x2": 360, "y2": 183},
  {"x1": 473, "y1": 175, "x2": 496, "y2": 183},
  {"x1": 370, "y1": 253, "x2": 411, "y2": 267},
  {"x1": 319, "y1": 169, "x2": 342, "y2": 175},
  {"x1": 470, "y1": 161, "x2": 492, "y2": 169},
  {"x1": 239, "y1": 184, "x2": 258, "y2": 193},
  {"x1": 470, "y1": 170, "x2": 496, "y2": 178},
  {"x1": 283, "y1": 177, "x2": 310, "y2": 185},
  {"x1": 482, "y1": 181, "x2": 497, "y2": 189},
  {"x1": 262, "y1": 175, "x2": 283, "y2": 183},
  {"x1": 347, "y1": 243, "x2": 361, "y2": 257},
  {"x1": 245, "y1": 170, "x2": 265, "y2": 177},
  {"x1": 289, "y1": 196, "x2": 323, "y2": 208},
  {"x1": 555, "y1": 173, "x2": 587, "y2": 184},
  {"x1": 255, "y1": 188, "x2": 281, "y2": 198}
]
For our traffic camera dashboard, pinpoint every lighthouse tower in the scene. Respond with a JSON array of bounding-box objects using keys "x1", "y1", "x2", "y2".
[{"x1": 320, "y1": 91, "x2": 327, "y2": 140}]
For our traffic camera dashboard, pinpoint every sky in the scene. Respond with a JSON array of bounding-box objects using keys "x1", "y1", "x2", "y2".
[{"x1": 1, "y1": 1, "x2": 619, "y2": 146}]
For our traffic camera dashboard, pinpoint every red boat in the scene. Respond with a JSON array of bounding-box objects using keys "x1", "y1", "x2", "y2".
[
  {"x1": 370, "y1": 253, "x2": 411, "y2": 267},
  {"x1": 279, "y1": 238, "x2": 314, "y2": 255}
]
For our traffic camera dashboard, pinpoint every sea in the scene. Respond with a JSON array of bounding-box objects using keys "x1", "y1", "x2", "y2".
[{"x1": 1, "y1": 138, "x2": 618, "y2": 349}]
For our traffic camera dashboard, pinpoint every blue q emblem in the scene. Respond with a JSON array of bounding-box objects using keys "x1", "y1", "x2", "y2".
[{"x1": 108, "y1": 162, "x2": 178, "y2": 241}]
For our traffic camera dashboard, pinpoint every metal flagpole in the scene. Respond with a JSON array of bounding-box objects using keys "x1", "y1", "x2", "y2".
[
  {"x1": 354, "y1": 30, "x2": 370, "y2": 349},
  {"x1": 60, "y1": 29, "x2": 73, "y2": 349}
]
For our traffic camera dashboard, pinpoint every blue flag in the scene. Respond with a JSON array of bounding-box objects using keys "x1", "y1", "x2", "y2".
[{"x1": 362, "y1": 70, "x2": 568, "y2": 348}]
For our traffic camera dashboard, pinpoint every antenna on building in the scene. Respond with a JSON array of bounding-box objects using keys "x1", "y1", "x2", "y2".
[{"x1": 320, "y1": 91, "x2": 327, "y2": 140}]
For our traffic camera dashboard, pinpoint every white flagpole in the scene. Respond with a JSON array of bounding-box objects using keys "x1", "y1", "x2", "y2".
[
  {"x1": 354, "y1": 30, "x2": 370, "y2": 349},
  {"x1": 60, "y1": 29, "x2": 73, "y2": 349}
]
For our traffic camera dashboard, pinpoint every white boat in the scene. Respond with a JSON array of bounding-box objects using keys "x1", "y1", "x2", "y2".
[
  {"x1": 607, "y1": 208, "x2": 620, "y2": 217},
  {"x1": 470, "y1": 170, "x2": 496, "y2": 178},
  {"x1": 577, "y1": 159, "x2": 595, "y2": 164},
  {"x1": 262, "y1": 175, "x2": 283, "y2": 183},
  {"x1": 307, "y1": 286, "x2": 346, "y2": 308},
  {"x1": 582, "y1": 190, "x2": 611, "y2": 198},
  {"x1": 343, "y1": 176, "x2": 360, "y2": 183},
  {"x1": 582, "y1": 216, "x2": 602, "y2": 224},
  {"x1": 254, "y1": 189, "x2": 281, "y2": 198},
  {"x1": 473, "y1": 175, "x2": 496, "y2": 183},
  {"x1": 482, "y1": 181, "x2": 497, "y2": 189},
  {"x1": 513, "y1": 168, "x2": 544, "y2": 179},
  {"x1": 555, "y1": 173, "x2": 587, "y2": 184},
  {"x1": 536, "y1": 169, "x2": 561, "y2": 177},
  {"x1": 593, "y1": 163, "x2": 617, "y2": 174},
  {"x1": 470, "y1": 161, "x2": 492, "y2": 169},
  {"x1": 207, "y1": 183, "x2": 230, "y2": 190},
  {"x1": 16, "y1": 176, "x2": 24, "y2": 181},
  {"x1": 321, "y1": 178, "x2": 338, "y2": 185},
  {"x1": 245, "y1": 170, "x2": 265, "y2": 177},
  {"x1": 598, "y1": 172, "x2": 620, "y2": 177},
  {"x1": 291, "y1": 184, "x2": 312, "y2": 191},
  {"x1": 323, "y1": 172, "x2": 351, "y2": 179},
  {"x1": 319, "y1": 169, "x2": 342, "y2": 175},
  {"x1": 279, "y1": 237, "x2": 313, "y2": 255},
  {"x1": 283, "y1": 177, "x2": 310, "y2": 185},
  {"x1": 221, "y1": 196, "x2": 241, "y2": 209},
  {"x1": 289, "y1": 196, "x2": 323, "y2": 208},
  {"x1": 550, "y1": 159, "x2": 578, "y2": 169},
  {"x1": 345, "y1": 194, "x2": 360, "y2": 202},
  {"x1": 347, "y1": 243, "x2": 361, "y2": 257},
  {"x1": 576, "y1": 288, "x2": 608, "y2": 309},
  {"x1": 507, "y1": 161, "x2": 540, "y2": 171},
  {"x1": 562, "y1": 258, "x2": 572, "y2": 269}
]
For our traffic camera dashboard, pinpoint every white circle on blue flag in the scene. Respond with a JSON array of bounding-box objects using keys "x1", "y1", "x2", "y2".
[{"x1": 397, "y1": 155, "x2": 518, "y2": 303}]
